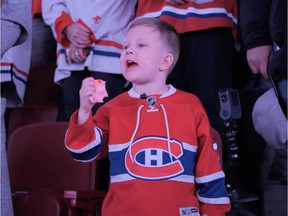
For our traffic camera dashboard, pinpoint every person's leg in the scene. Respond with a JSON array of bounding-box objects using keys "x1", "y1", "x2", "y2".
[
  {"x1": 180, "y1": 28, "x2": 235, "y2": 132},
  {"x1": 31, "y1": 17, "x2": 56, "y2": 69}
]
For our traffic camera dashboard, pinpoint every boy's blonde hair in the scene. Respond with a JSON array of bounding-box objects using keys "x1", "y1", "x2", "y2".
[{"x1": 127, "y1": 17, "x2": 180, "y2": 73}]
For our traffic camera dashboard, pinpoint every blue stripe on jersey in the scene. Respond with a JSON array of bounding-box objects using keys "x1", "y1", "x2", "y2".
[
  {"x1": 161, "y1": 11, "x2": 232, "y2": 20},
  {"x1": 69, "y1": 137, "x2": 104, "y2": 162},
  {"x1": 196, "y1": 177, "x2": 228, "y2": 198},
  {"x1": 92, "y1": 50, "x2": 121, "y2": 58},
  {"x1": 1, "y1": 70, "x2": 27, "y2": 84},
  {"x1": 109, "y1": 148, "x2": 128, "y2": 175},
  {"x1": 12, "y1": 72, "x2": 27, "y2": 84},
  {"x1": 109, "y1": 147, "x2": 197, "y2": 177},
  {"x1": 180, "y1": 150, "x2": 196, "y2": 175},
  {"x1": 145, "y1": 9, "x2": 237, "y2": 27},
  {"x1": 1, "y1": 70, "x2": 11, "y2": 74},
  {"x1": 59, "y1": 49, "x2": 121, "y2": 58}
]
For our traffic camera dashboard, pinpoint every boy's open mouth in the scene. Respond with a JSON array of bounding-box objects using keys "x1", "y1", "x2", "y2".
[{"x1": 127, "y1": 60, "x2": 137, "y2": 68}]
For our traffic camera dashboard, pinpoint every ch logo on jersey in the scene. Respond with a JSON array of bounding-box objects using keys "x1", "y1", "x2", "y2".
[{"x1": 125, "y1": 136, "x2": 184, "y2": 180}]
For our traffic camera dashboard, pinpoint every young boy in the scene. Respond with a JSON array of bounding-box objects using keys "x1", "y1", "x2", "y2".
[{"x1": 65, "y1": 17, "x2": 231, "y2": 216}]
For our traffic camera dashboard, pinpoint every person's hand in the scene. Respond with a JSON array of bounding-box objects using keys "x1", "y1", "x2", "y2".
[
  {"x1": 246, "y1": 45, "x2": 274, "y2": 80},
  {"x1": 88, "y1": 79, "x2": 108, "y2": 103},
  {"x1": 64, "y1": 23, "x2": 91, "y2": 48},
  {"x1": 66, "y1": 43, "x2": 87, "y2": 64},
  {"x1": 166, "y1": 0, "x2": 190, "y2": 5},
  {"x1": 78, "y1": 77, "x2": 97, "y2": 125}
]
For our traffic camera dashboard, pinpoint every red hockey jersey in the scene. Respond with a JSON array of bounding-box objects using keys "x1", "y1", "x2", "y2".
[
  {"x1": 136, "y1": 0, "x2": 238, "y2": 39},
  {"x1": 65, "y1": 86, "x2": 230, "y2": 216}
]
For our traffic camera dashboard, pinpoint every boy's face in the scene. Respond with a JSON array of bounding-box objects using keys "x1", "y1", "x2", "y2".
[{"x1": 120, "y1": 26, "x2": 168, "y2": 85}]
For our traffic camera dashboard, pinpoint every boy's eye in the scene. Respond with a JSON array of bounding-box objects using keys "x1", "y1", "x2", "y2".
[
  {"x1": 138, "y1": 43, "x2": 145, "y2": 48},
  {"x1": 123, "y1": 45, "x2": 128, "y2": 50}
]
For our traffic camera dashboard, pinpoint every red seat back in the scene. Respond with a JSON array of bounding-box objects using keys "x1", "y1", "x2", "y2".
[
  {"x1": 7, "y1": 122, "x2": 96, "y2": 191},
  {"x1": 211, "y1": 127, "x2": 223, "y2": 167}
]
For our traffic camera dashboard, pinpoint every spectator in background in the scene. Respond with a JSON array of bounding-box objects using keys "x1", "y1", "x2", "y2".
[
  {"x1": 135, "y1": 0, "x2": 238, "y2": 133},
  {"x1": 1, "y1": 0, "x2": 32, "y2": 215},
  {"x1": 1, "y1": 0, "x2": 32, "y2": 108},
  {"x1": 239, "y1": 0, "x2": 287, "y2": 187},
  {"x1": 239, "y1": 0, "x2": 286, "y2": 78},
  {"x1": 42, "y1": 0, "x2": 137, "y2": 121},
  {"x1": 239, "y1": 0, "x2": 287, "y2": 105},
  {"x1": 1, "y1": 0, "x2": 30, "y2": 58}
]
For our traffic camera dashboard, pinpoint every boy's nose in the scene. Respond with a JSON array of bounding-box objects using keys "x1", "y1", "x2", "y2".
[{"x1": 126, "y1": 47, "x2": 134, "y2": 54}]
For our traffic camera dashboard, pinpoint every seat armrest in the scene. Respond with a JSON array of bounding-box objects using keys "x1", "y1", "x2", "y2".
[{"x1": 64, "y1": 190, "x2": 107, "y2": 199}]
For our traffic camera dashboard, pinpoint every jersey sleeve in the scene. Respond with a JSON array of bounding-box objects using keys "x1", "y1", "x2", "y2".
[
  {"x1": 65, "y1": 110, "x2": 107, "y2": 162},
  {"x1": 42, "y1": 0, "x2": 73, "y2": 47},
  {"x1": 194, "y1": 110, "x2": 231, "y2": 215}
]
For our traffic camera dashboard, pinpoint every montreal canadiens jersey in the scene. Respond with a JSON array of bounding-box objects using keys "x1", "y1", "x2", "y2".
[
  {"x1": 136, "y1": 0, "x2": 238, "y2": 39},
  {"x1": 65, "y1": 85, "x2": 231, "y2": 216}
]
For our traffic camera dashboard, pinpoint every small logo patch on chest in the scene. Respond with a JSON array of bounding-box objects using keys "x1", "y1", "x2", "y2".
[{"x1": 179, "y1": 207, "x2": 200, "y2": 216}]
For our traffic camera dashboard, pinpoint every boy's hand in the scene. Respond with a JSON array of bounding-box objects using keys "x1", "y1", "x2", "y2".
[
  {"x1": 77, "y1": 78, "x2": 108, "y2": 125},
  {"x1": 88, "y1": 79, "x2": 109, "y2": 103},
  {"x1": 78, "y1": 77, "x2": 98, "y2": 124}
]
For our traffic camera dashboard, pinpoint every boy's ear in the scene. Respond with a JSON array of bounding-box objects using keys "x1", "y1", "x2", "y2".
[{"x1": 160, "y1": 53, "x2": 173, "y2": 71}]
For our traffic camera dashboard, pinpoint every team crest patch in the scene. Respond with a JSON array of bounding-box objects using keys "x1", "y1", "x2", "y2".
[
  {"x1": 125, "y1": 136, "x2": 184, "y2": 180},
  {"x1": 179, "y1": 207, "x2": 200, "y2": 216}
]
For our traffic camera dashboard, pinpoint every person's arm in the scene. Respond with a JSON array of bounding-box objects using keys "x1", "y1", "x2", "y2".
[
  {"x1": 77, "y1": 77, "x2": 98, "y2": 125},
  {"x1": 63, "y1": 24, "x2": 91, "y2": 48},
  {"x1": 65, "y1": 110, "x2": 105, "y2": 162},
  {"x1": 1, "y1": 0, "x2": 31, "y2": 57},
  {"x1": 239, "y1": 0, "x2": 274, "y2": 79},
  {"x1": 1, "y1": 21, "x2": 21, "y2": 57},
  {"x1": 239, "y1": 0, "x2": 272, "y2": 50},
  {"x1": 42, "y1": 0, "x2": 74, "y2": 47},
  {"x1": 65, "y1": 77, "x2": 108, "y2": 161},
  {"x1": 193, "y1": 108, "x2": 231, "y2": 215},
  {"x1": 246, "y1": 45, "x2": 274, "y2": 79}
]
